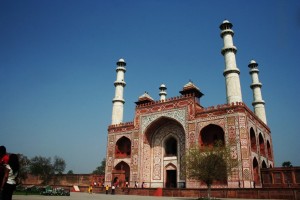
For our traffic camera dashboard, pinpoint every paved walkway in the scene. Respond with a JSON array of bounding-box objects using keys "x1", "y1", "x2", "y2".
[
  {"x1": 13, "y1": 193, "x2": 194, "y2": 200},
  {"x1": 12, "y1": 192, "x2": 281, "y2": 200}
]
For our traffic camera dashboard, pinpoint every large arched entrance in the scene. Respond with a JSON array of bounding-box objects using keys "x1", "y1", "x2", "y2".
[{"x1": 143, "y1": 117, "x2": 185, "y2": 188}]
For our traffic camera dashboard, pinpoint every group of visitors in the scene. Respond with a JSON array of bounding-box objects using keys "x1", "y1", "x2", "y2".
[
  {"x1": 104, "y1": 181, "x2": 145, "y2": 195},
  {"x1": 0, "y1": 145, "x2": 20, "y2": 200},
  {"x1": 105, "y1": 184, "x2": 115, "y2": 195}
]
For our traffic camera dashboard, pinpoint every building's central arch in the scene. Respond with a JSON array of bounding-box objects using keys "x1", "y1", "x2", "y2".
[{"x1": 143, "y1": 116, "x2": 186, "y2": 188}]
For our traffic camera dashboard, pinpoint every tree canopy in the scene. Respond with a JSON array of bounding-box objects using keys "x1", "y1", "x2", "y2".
[
  {"x1": 92, "y1": 158, "x2": 106, "y2": 175},
  {"x1": 184, "y1": 142, "x2": 238, "y2": 199},
  {"x1": 282, "y1": 161, "x2": 293, "y2": 167},
  {"x1": 17, "y1": 154, "x2": 30, "y2": 183},
  {"x1": 29, "y1": 155, "x2": 66, "y2": 184}
]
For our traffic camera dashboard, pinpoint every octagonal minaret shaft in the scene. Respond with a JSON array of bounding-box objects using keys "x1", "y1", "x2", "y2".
[
  {"x1": 220, "y1": 20, "x2": 243, "y2": 104},
  {"x1": 248, "y1": 60, "x2": 267, "y2": 124},
  {"x1": 159, "y1": 84, "x2": 167, "y2": 101},
  {"x1": 111, "y1": 58, "x2": 126, "y2": 125}
]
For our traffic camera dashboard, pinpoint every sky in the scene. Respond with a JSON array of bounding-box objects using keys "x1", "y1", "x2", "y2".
[{"x1": 0, "y1": 0, "x2": 300, "y2": 173}]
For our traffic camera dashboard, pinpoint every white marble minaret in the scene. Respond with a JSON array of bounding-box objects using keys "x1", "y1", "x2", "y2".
[
  {"x1": 248, "y1": 60, "x2": 267, "y2": 124},
  {"x1": 111, "y1": 58, "x2": 126, "y2": 125},
  {"x1": 159, "y1": 84, "x2": 167, "y2": 101},
  {"x1": 220, "y1": 20, "x2": 243, "y2": 104}
]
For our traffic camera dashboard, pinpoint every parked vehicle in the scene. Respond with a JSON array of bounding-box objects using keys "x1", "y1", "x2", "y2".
[{"x1": 40, "y1": 186, "x2": 70, "y2": 196}]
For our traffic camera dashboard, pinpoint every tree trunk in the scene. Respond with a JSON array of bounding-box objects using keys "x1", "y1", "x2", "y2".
[{"x1": 207, "y1": 183, "x2": 212, "y2": 199}]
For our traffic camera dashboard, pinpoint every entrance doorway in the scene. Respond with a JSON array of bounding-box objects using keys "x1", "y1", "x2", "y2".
[{"x1": 166, "y1": 170, "x2": 177, "y2": 188}]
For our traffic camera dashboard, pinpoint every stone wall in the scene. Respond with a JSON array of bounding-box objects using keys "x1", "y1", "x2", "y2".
[
  {"x1": 22, "y1": 174, "x2": 104, "y2": 187},
  {"x1": 261, "y1": 167, "x2": 300, "y2": 188},
  {"x1": 122, "y1": 188, "x2": 300, "y2": 199}
]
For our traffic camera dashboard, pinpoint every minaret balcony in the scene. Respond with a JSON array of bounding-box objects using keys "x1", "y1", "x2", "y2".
[
  {"x1": 112, "y1": 98, "x2": 125, "y2": 103},
  {"x1": 221, "y1": 46, "x2": 237, "y2": 55},
  {"x1": 116, "y1": 66, "x2": 126, "y2": 72},
  {"x1": 223, "y1": 68, "x2": 240, "y2": 76},
  {"x1": 252, "y1": 100, "x2": 265, "y2": 106},
  {"x1": 220, "y1": 29, "x2": 234, "y2": 38},
  {"x1": 249, "y1": 68, "x2": 260, "y2": 74},
  {"x1": 250, "y1": 82, "x2": 262, "y2": 89},
  {"x1": 114, "y1": 81, "x2": 126, "y2": 87}
]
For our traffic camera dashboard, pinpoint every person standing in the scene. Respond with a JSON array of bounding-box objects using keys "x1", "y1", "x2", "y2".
[
  {"x1": 1, "y1": 154, "x2": 20, "y2": 200},
  {"x1": 0, "y1": 146, "x2": 9, "y2": 200},
  {"x1": 0, "y1": 147, "x2": 9, "y2": 165},
  {"x1": 105, "y1": 185, "x2": 109, "y2": 194},
  {"x1": 111, "y1": 185, "x2": 115, "y2": 195},
  {"x1": 88, "y1": 185, "x2": 93, "y2": 194}
]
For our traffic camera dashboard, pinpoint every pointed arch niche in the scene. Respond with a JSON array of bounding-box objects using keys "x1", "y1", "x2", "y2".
[
  {"x1": 115, "y1": 136, "x2": 131, "y2": 158},
  {"x1": 143, "y1": 116, "x2": 186, "y2": 187},
  {"x1": 267, "y1": 140, "x2": 272, "y2": 159},
  {"x1": 262, "y1": 160, "x2": 267, "y2": 168},
  {"x1": 250, "y1": 128, "x2": 257, "y2": 152},
  {"x1": 253, "y1": 157, "x2": 260, "y2": 186},
  {"x1": 164, "y1": 136, "x2": 177, "y2": 157},
  {"x1": 258, "y1": 133, "x2": 265, "y2": 156},
  {"x1": 200, "y1": 124, "x2": 225, "y2": 147},
  {"x1": 113, "y1": 161, "x2": 130, "y2": 187}
]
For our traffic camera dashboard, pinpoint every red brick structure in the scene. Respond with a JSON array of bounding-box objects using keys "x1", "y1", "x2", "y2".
[{"x1": 105, "y1": 92, "x2": 274, "y2": 189}]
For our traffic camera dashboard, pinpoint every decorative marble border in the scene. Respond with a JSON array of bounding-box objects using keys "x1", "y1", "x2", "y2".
[{"x1": 141, "y1": 108, "x2": 186, "y2": 133}]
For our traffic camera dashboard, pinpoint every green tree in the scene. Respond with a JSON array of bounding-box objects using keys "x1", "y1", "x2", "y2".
[
  {"x1": 52, "y1": 156, "x2": 66, "y2": 185},
  {"x1": 29, "y1": 155, "x2": 66, "y2": 184},
  {"x1": 18, "y1": 154, "x2": 30, "y2": 184},
  {"x1": 184, "y1": 142, "x2": 238, "y2": 199},
  {"x1": 282, "y1": 161, "x2": 293, "y2": 167},
  {"x1": 53, "y1": 156, "x2": 66, "y2": 175},
  {"x1": 67, "y1": 170, "x2": 74, "y2": 174},
  {"x1": 29, "y1": 156, "x2": 54, "y2": 184},
  {"x1": 92, "y1": 158, "x2": 106, "y2": 175}
]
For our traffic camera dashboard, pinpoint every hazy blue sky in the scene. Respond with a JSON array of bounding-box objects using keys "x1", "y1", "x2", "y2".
[{"x1": 1, "y1": 0, "x2": 299, "y2": 173}]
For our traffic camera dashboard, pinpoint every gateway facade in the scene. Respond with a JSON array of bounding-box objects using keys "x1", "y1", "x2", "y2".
[{"x1": 104, "y1": 20, "x2": 274, "y2": 188}]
